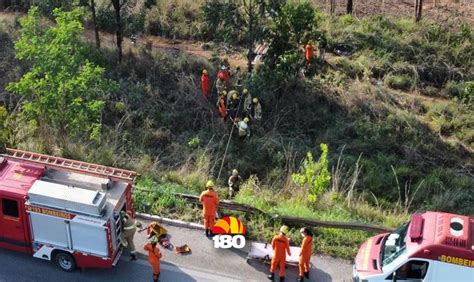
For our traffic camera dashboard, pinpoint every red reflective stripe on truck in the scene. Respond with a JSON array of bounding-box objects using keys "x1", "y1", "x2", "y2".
[
  {"x1": 73, "y1": 252, "x2": 113, "y2": 269},
  {"x1": 106, "y1": 221, "x2": 114, "y2": 257}
]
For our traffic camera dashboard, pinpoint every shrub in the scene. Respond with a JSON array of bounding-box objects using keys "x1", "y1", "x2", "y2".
[
  {"x1": 384, "y1": 74, "x2": 415, "y2": 91},
  {"x1": 145, "y1": 0, "x2": 203, "y2": 39},
  {"x1": 292, "y1": 144, "x2": 331, "y2": 203},
  {"x1": 202, "y1": 0, "x2": 242, "y2": 42}
]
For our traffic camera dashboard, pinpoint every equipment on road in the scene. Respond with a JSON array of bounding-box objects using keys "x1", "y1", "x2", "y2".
[
  {"x1": 353, "y1": 211, "x2": 474, "y2": 282},
  {"x1": 176, "y1": 244, "x2": 191, "y2": 255},
  {"x1": 0, "y1": 148, "x2": 138, "y2": 271},
  {"x1": 247, "y1": 242, "x2": 301, "y2": 265}
]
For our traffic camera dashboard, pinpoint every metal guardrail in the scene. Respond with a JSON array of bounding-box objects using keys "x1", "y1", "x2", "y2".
[{"x1": 173, "y1": 193, "x2": 393, "y2": 233}]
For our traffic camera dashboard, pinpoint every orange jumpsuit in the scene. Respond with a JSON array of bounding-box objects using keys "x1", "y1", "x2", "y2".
[
  {"x1": 199, "y1": 189, "x2": 219, "y2": 229},
  {"x1": 299, "y1": 235, "x2": 313, "y2": 276},
  {"x1": 201, "y1": 73, "x2": 210, "y2": 98},
  {"x1": 305, "y1": 44, "x2": 314, "y2": 64},
  {"x1": 144, "y1": 243, "x2": 161, "y2": 281},
  {"x1": 217, "y1": 96, "x2": 228, "y2": 120},
  {"x1": 270, "y1": 234, "x2": 291, "y2": 277}
]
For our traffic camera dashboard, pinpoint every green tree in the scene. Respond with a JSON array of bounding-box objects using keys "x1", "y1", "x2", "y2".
[
  {"x1": 7, "y1": 7, "x2": 115, "y2": 145},
  {"x1": 292, "y1": 143, "x2": 331, "y2": 203},
  {"x1": 265, "y1": 1, "x2": 318, "y2": 64},
  {"x1": 202, "y1": 0, "x2": 243, "y2": 43}
]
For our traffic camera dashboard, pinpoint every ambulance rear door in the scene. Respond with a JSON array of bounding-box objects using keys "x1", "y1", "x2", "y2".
[{"x1": 430, "y1": 261, "x2": 474, "y2": 282}]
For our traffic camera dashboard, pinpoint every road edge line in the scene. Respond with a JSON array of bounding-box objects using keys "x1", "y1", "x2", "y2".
[{"x1": 136, "y1": 212, "x2": 205, "y2": 230}]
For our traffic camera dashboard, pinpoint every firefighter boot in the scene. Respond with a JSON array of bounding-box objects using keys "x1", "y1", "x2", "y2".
[
  {"x1": 304, "y1": 272, "x2": 309, "y2": 279},
  {"x1": 130, "y1": 253, "x2": 137, "y2": 261},
  {"x1": 267, "y1": 273, "x2": 275, "y2": 281},
  {"x1": 279, "y1": 277, "x2": 285, "y2": 282}
]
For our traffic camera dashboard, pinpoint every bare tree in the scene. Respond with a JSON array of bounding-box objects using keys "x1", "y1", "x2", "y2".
[
  {"x1": 330, "y1": 0, "x2": 336, "y2": 16},
  {"x1": 90, "y1": 0, "x2": 100, "y2": 48},
  {"x1": 347, "y1": 0, "x2": 353, "y2": 14},
  {"x1": 414, "y1": 0, "x2": 423, "y2": 22},
  {"x1": 111, "y1": 0, "x2": 128, "y2": 63},
  {"x1": 239, "y1": 0, "x2": 266, "y2": 73}
]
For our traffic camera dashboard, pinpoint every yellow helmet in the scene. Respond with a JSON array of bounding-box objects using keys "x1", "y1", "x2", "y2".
[
  {"x1": 243, "y1": 89, "x2": 249, "y2": 95},
  {"x1": 243, "y1": 117, "x2": 249, "y2": 123},
  {"x1": 232, "y1": 93, "x2": 238, "y2": 100},
  {"x1": 206, "y1": 180, "x2": 214, "y2": 188},
  {"x1": 232, "y1": 169, "x2": 238, "y2": 176},
  {"x1": 280, "y1": 225, "x2": 289, "y2": 235},
  {"x1": 202, "y1": 69, "x2": 208, "y2": 75},
  {"x1": 222, "y1": 90, "x2": 227, "y2": 95},
  {"x1": 252, "y1": 97, "x2": 258, "y2": 103}
]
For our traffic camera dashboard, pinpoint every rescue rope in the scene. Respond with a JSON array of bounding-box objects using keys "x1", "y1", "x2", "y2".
[{"x1": 216, "y1": 91, "x2": 244, "y2": 182}]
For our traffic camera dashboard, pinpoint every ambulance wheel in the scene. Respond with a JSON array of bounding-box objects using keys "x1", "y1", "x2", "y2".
[{"x1": 55, "y1": 252, "x2": 76, "y2": 272}]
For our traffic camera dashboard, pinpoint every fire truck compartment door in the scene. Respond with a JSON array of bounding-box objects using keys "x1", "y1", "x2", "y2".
[
  {"x1": 0, "y1": 197, "x2": 28, "y2": 251},
  {"x1": 29, "y1": 213, "x2": 69, "y2": 248},
  {"x1": 70, "y1": 217, "x2": 108, "y2": 257}
]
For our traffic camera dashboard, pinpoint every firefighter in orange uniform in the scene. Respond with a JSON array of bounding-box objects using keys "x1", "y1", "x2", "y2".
[
  {"x1": 268, "y1": 225, "x2": 291, "y2": 282},
  {"x1": 199, "y1": 180, "x2": 220, "y2": 237},
  {"x1": 217, "y1": 92, "x2": 228, "y2": 120},
  {"x1": 305, "y1": 41, "x2": 314, "y2": 68},
  {"x1": 144, "y1": 240, "x2": 162, "y2": 282},
  {"x1": 201, "y1": 69, "x2": 211, "y2": 99},
  {"x1": 297, "y1": 227, "x2": 313, "y2": 282}
]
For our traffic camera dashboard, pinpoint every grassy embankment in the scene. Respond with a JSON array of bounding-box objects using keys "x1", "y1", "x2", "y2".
[{"x1": 0, "y1": 6, "x2": 472, "y2": 259}]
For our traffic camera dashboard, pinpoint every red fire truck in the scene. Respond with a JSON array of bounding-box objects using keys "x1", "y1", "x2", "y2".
[
  {"x1": 353, "y1": 211, "x2": 474, "y2": 281},
  {"x1": 0, "y1": 148, "x2": 138, "y2": 271}
]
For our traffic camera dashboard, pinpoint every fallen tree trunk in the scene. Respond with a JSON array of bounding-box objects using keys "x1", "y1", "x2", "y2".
[{"x1": 173, "y1": 193, "x2": 393, "y2": 233}]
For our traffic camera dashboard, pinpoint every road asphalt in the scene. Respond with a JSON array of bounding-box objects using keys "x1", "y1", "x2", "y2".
[{"x1": 0, "y1": 221, "x2": 353, "y2": 281}]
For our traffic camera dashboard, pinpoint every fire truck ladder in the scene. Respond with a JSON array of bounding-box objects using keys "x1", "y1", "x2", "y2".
[{"x1": 2, "y1": 148, "x2": 138, "y2": 183}]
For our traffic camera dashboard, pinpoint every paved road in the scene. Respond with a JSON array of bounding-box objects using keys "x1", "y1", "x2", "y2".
[{"x1": 0, "y1": 222, "x2": 353, "y2": 281}]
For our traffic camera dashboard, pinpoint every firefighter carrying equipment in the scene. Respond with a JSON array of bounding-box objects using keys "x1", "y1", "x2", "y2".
[
  {"x1": 144, "y1": 242, "x2": 161, "y2": 282},
  {"x1": 243, "y1": 90, "x2": 252, "y2": 114},
  {"x1": 238, "y1": 118, "x2": 250, "y2": 139},
  {"x1": 305, "y1": 42, "x2": 314, "y2": 63},
  {"x1": 227, "y1": 90, "x2": 238, "y2": 104},
  {"x1": 228, "y1": 92, "x2": 240, "y2": 119},
  {"x1": 217, "y1": 94, "x2": 228, "y2": 120},
  {"x1": 199, "y1": 185, "x2": 220, "y2": 234},
  {"x1": 201, "y1": 70, "x2": 210, "y2": 98},
  {"x1": 318, "y1": 35, "x2": 327, "y2": 61},
  {"x1": 269, "y1": 233, "x2": 291, "y2": 279},
  {"x1": 250, "y1": 98, "x2": 262, "y2": 121},
  {"x1": 217, "y1": 66, "x2": 230, "y2": 86},
  {"x1": 121, "y1": 211, "x2": 140, "y2": 260},
  {"x1": 228, "y1": 170, "x2": 242, "y2": 199}
]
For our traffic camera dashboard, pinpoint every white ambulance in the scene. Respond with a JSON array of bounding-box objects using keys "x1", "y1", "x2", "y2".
[{"x1": 353, "y1": 212, "x2": 474, "y2": 282}]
